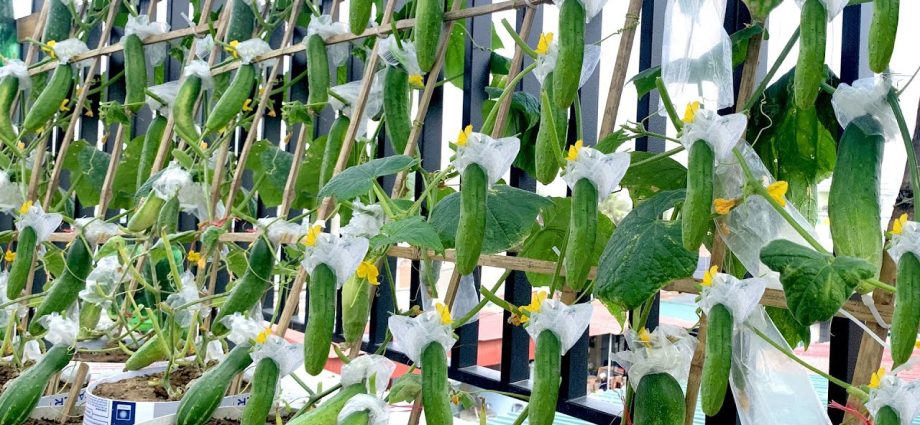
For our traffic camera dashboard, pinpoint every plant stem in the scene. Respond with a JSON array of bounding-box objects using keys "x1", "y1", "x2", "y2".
[
  {"x1": 629, "y1": 146, "x2": 684, "y2": 167},
  {"x1": 481, "y1": 62, "x2": 538, "y2": 135},
  {"x1": 655, "y1": 77, "x2": 683, "y2": 131},
  {"x1": 500, "y1": 19, "x2": 538, "y2": 60},
  {"x1": 888, "y1": 89, "x2": 919, "y2": 217}
]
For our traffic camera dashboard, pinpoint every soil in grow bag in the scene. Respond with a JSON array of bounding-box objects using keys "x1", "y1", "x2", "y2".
[
  {"x1": 75, "y1": 349, "x2": 131, "y2": 363},
  {"x1": 0, "y1": 362, "x2": 20, "y2": 385},
  {"x1": 92, "y1": 365, "x2": 203, "y2": 402},
  {"x1": 204, "y1": 411, "x2": 295, "y2": 425},
  {"x1": 22, "y1": 416, "x2": 83, "y2": 425}
]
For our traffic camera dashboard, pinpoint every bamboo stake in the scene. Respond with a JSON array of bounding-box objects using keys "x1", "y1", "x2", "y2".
[
  {"x1": 59, "y1": 363, "x2": 89, "y2": 424},
  {"x1": 598, "y1": 0, "x2": 642, "y2": 136},
  {"x1": 96, "y1": 124, "x2": 127, "y2": 214}
]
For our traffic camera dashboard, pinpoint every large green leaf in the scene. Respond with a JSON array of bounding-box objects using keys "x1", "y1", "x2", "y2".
[
  {"x1": 766, "y1": 306, "x2": 811, "y2": 350},
  {"x1": 61, "y1": 140, "x2": 109, "y2": 206},
  {"x1": 620, "y1": 151, "x2": 687, "y2": 202},
  {"x1": 319, "y1": 155, "x2": 417, "y2": 201},
  {"x1": 110, "y1": 135, "x2": 154, "y2": 210},
  {"x1": 371, "y1": 216, "x2": 444, "y2": 253},
  {"x1": 244, "y1": 140, "x2": 292, "y2": 207},
  {"x1": 429, "y1": 184, "x2": 551, "y2": 253},
  {"x1": 444, "y1": 0, "x2": 467, "y2": 89},
  {"x1": 595, "y1": 190, "x2": 698, "y2": 311},
  {"x1": 481, "y1": 91, "x2": 542, "y2": 178},
  {"x1": 518, "y1": 197, "x2": 614, "y2": 287},
  {"x1": 759, "y1": 239, "x2": 875, "y2": 325}
]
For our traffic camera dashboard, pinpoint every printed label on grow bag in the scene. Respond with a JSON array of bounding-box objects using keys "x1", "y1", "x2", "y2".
[{"x1": 37, "y1": 388, "x2": 87, "y2": 408}]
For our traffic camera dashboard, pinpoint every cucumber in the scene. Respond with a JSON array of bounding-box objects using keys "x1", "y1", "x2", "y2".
[
  {"x1": 793, "y1": 0, "x2": 827, "y2": 110},
  {"x1": 241, "y1": 358, "x2": 280, "y2": 425},
  {"x1": 6, "y1": 226, "x2": 37, "y2": 300},
  {"x1": 339, "y1": 411, "x2": 369, "y2": 425},
  {"x1": 306, "y1": 34, "x2": 330, "y2": 112},
  {"x1": 868, "y1": 0, "x2": 899, "y2": 73},
  {"x1": 350, "y1": 0, "x2": 374, "y2": 35},
  {"x1": 455, "y1": 164, "x2": 487, "y2": 276},
  {"x1": 138, "y1": 115, "x2": 168, "y2": 189},
  {"x1": 211, "y1": 238, "x2": 275, "y2": 336},
  {"x1": 304, "y1": 263, "x2": 336, "y2": 375},
  {"x1": 534, "y1": 72, "x2": 568, "y2": 185},
  {"x1": 177, "y1": 345, "x2": 254, "y2": 425},
  {"x1": 123, "y1": 33, "x2": 147, "y2": 113},
  {"x1": 875, "y1": 405, "x2": 901, "y2": 425},
  {"x1": 0, "y1": 76, "x2": 19, "y2": 144},
  {"x1": 414, "y1": 0, "x2": 444, "y2": 73},
  {"x1": 421, "y1": 342, "x2": 451, "y2": 425},
  {"x1": 828, "y1": 116, "x2": 884, "y2": 287},
  {"x1": 701, "y1": 303, "x2": 733, "y2": 416},
  {"x1": 21, "y1": 64, "x2": 73, "y2": 134},
  {"x1": 681, "y1": 140, "x2": 714, "y2": 251},
  {"x1": 891, "y1": 252, "x2": 920, "y2": 368},
  {"x1": 563, "y1": 178, "x2": 597, "y2": 291},
  {"x1": 173, "y1": 75, "x2": 203, "y2": 144},
  {"x1": 0, "y1": 344, "x2": 74, "y2": 425},
  {"x1": 342, "y1": 274, "x2": 371, "y2": 346},
  {"x1": 79, "y1": 303, "x2": 103, "y2": 337},
  {"x1": 124, "y1": 332, "x2": 170, "y2": 371},
  {"x1": 225, "y1": 0, "x2": 256, "y2": 43},
  {"x1": 633, "y1": 372, "x2": 685, "y2": 425},
  {"x1": 528, "y1": 331, "x2": 561, "y2": 425},
  {"x1": 204, "y1": 63, "x2": 256, "y2": 134},
  {"x1": 286, "y1": 384, "x2": 366, "y2": 425},
  {"x1": 158, "y1": 195, "x2": 181, "y2": 234},
  {"x1": 29, "y1": 236, "x2": 92, "y2": 335},
  {"x1": 318, "y1": 115, "x2": 351, "y2": 189},
  {"x1": 42, "y1": 0, "x2": 73, "y2": 43},
  {"x1": 126, "y1": 194, "x2": 166, "y2": 233},
  {"x1": 383, "y1": 66, "x2": 411, "y2": 154},
  {"x1": 553, "y1": 0, "x2": 585, "y2": 109}
]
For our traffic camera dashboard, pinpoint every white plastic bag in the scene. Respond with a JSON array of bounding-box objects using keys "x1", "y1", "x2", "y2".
[
  {"x1": 74, "y1": 217, "x2": 117, "y2": 245},
  {"x1": 124, "y1": 14, "x2": 171, "y2": 66},
  {"x1": 257, "y1": 217, "x2": 309, "y2": 244},
  {"x1": 452, "y1": 131, "x2": 520, "y2": 187},
  {"x1": 79, "y1": 255, "x2": 124, "y2": 306},
  {"x1": 831, "y1": 76, "x2": 898, "y2": 142},
  {"x1": 302, "y1": 233, "x2": 370, "y2": 288},
  {"x1": 865, "y1": 373, "x2": 920, "y2": 425},
  {"x1": 533, "y1": 37, "x2": 602, "y2": 89},
  {"x1": 562, "y1": 144, "x2": 630, "y2": 199},
  {"x1": 234, "y1": 38, "x2": 274, "y2": 68},
  {"x1": 183, "y1": 60, "x2": 214, "y2": 90},
  {"x1": 250, "y1": 334, "x2": 304, "y2": 377},
  {"x1": 0, "y1": 170, "x2": 22, "y2": 213},
  {"x1": 612, "y1": 324, "x2": 697, "y2": 390},
  {"x1": 164, "y1": 272, "x2": 199, "y2": 327},
  {"x1": 152, "y1": 163, "x2": 192, "y2": 200},
  {"x1": 889, "y1": 219, "x2": 920, "y2": 264},
  {"x1": 341, "y1": 354, "x2": 397, "y2": 396},
  {"x1": 387, "y1": 309, "x2": 456, "y2": 365},
  {"x1": 450, "y1": 274, "x2": 481, "y2": 324},
  {"x1": 338, "y1": 394, "x2": 389, "y2": 425},
  {"x1": 341, "y1": 201, "x2": 386, "y2": 239},
  {"x1": 699, "y1": 273, "x2": 767, "y2": 326},
  {"x1": 680, "y1": 110, "x2": 747, "y2": 162},
  {"x1": 0, "y1": 60, "x2": 30, "y2": 90},
  {"x1": 17, "y1": 203, "x2": 63, "y2": 243},
  {"x1": 40, "y1": 311, "x2": 79, "y2": 346},
  {"x1": 146, "y1": 81, "x2": 180, "y2": 116},
  {"x1": 306, "y1": 15, "x2": 350, "y2": 67},
  {"x1": 53, "y1": 38, "x2": 90, "y2": 67},
  {"x1": 524, "y1": 297, "x2": 592, "y2": 355}
]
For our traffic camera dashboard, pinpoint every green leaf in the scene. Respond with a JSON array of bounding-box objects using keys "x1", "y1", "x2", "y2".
[
  {"x1": 760, "y1": 239, "x2": 875, "y2": 325},
  {"x1": 41, "y1": 244, "x2": 65, "y2": 279},
  {"x1": 319, "y1": 155, "x2": 417, "y2": 200},
  {"x1": 594, "y1": 130, "x2": 631, "y2": 154},
  {"x1": 490, "y1": 52, "x2": 511, "y2": 75},
  {"x1": 445, "y1": 20, "x2": 466, "y2": 88},
  {"x1": 518, "y1": 197, "x2": 614, "y2": 287},
  {"x1": 482, "y1": 91, "x2": 541, "y2": 177},
  {"x1": 595, "y1": 190, "x2": 698, "y2": 311},
  {"x1": 371, "y1": 216, "x2": 444, "y2": 253},
  {"x1": 620, "y1": 151, "x2": 687, "y2": 202},
  {"x1": 765, "y1": 306, "x2": 811, "y2": 350},
  {"x1": 292, "y1": 135, "x2": 328, "y2": 211},
  {"x1": 244, "y1": 140, "x2": 293, "y2": 207},
  {"x1": 110, "y1": 136, "x2": 154, "y2": 210},
  {"x1": 61, "y1": 140, "x2": 110, "y2": 206},
  {"x1": 387, "y1": 373, "x2": 422, "y2": 403},
  {"x1": 429, "y1": 184, "x2": 552, "y2": 253}
]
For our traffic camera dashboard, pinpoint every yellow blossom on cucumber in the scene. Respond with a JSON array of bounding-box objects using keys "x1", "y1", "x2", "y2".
[
  {"x1": 187, "y1": 250, "x2": 201, "y2": 264},
  {"x1": 302, "y1": 224, "x2": 323, "y2": 247},
  {"x1": 892, "y1": 213, "x2": 908, "y2": 235},
  {"x1": 200, "y1": 141, "x2": 209, "y2": 151},
  {"x1": 638, "y1": 327, "x2": 652, "y2": 348},
  {"x1": 42, "y1": 40, "x2": 57, "y2": 59},
  {"x1": 356, "y1": 261, "x2": 380, "y2": 285},
  {"x1": 435, "y1": 302, "x2": 452, "y2": 325},
  {"x1": 408, "y1": 74, "x2": 424, "y2": 88},
  {"x1": 4, "y1": 249, "x2": 14, "y2": 263},
  {"x1": 682, "y1": 101, "x2": 701, "y2": 124},
  {"x1": 226, "y1": 40, "x2": 240, "y2": 58},
  {"x1": 536, "y1": 33, "x2": 554, "y2": 55},
  {"x1": 869, "y1": 367, "x2": 886, "y2": 389},
  {"x1": 16, "y1": 142, "x2": 24, "y2": 150},
  {"x1": 242, "y1": 98, "x2": 253, "y2": 112},
  {"x1": 566, "y1": 140, "x2": 584, "y2": 161},
  {"x1": 59, "y1": 99, "x2": 70, "y2": 112},
  {"x1": 19, "y1": 201, "x2": 32, "y2": 215},
  {"x1": 702, "y1": 266, "x2": 718, "y2": 287},
  {"x1": 457, "y1": 125, "x2": 472, "y2": 146},
  {"x1": 713, "y1": 198, "x2": 737, "y2": 215},
  {"x1": 766, "y1": 181, "x2": 788, "y2": 207},
  {"x1": 255, "y1": 326, "x2": 272, "y2": 344}
]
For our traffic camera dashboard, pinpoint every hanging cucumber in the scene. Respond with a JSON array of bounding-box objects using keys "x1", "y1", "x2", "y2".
[
  {"x1": 211, "y1": 238, "x2": 275, "y2": 335},
  {"x1": 29, "y1": 236, "x2": 92, "y2": 335},
  {"x1": 286, "y1": 384, "x2": 366, "y2": 425},
  {"x1": 177, "y1": 345, "x2": 255, "y2": 425},
  {"x1": 124, "y1": 332, "x2": 171, "y2": 371},
  {"x1": 455, "y1": 164, "x2": 487, "y2": 276},
  {"x1": 534, "y1": 72, "x2": 568, "y2": 185},
  {"x1": 633, "y1": 373, "x2": 685, "y2": 425},
  {"x1": 874, "y1": 405, "x2": 901, "y2": 425},
  {"x1": 414, "y1": 0, "x2": 444, "y2": 73},
  {"x1": 553, "y1": 0, "x2": 585, "y2": 109},
  {"x1": 126, "y1": 194, "x2": 167, "y2": 233},
  {"x1": 793, "y1": 0, "x2": 827, "y2": 110},
  {"x1": 828, "y1": 116, "x2": 884, "y2": 287},
  {"x1": 42, "y1": 0, "x2": 72, "y2": 43},
  {"x1": 701, "y1": 303, "x2": 733, "y2": 416},
  {"x1": 6, "y1": 226, "x2": 37, "y2": 300},
  {"x1": 79, "y1": 303, "x2": 103, "y2": 337},
  {"x1": 138, "y1": 115, "x2": 168, "y2": 188},
  {"x1": 868, "y1": 0, "x2": 899, "y2": 73},
  {"x1": 0, "y1": 75, "x2": 19, "y2": 144},
  {"x1": 123, "y1": 33, "x2": 147, "y2": 113},
  {"x1": 681, "y1": 140, "x2": 714, "y2": 251},
  {"x1": 563, "y1": 178, "x2": 597, "y2": 291},
  {"x1": 342, "y1": 274, "x2": 371, "y2": 346},
  {"x1": 318, "y1": 115, "x2": 351, "y2": 189},
  {"x1": 241, "y1": 358, "x2": 280, "y2": 425},
  {"x1": 0, "y1": 344, "x2": 74, "y2": 425},
  {"x1": 21, "y1": 64, "x2": 73, "y2": 134},
  {"x1": 204, "y1": 63, "x2": 256, "y2": 134},
  {"x1": 891, "y1": 252, "x2": 920, "y2": 368},
  {"x1": 304, "y1": 263, "x2": 336, "y2": 375},
  {"x1": 225, "y1": 0, "x2": 256, "y2": 43},
  {"x1": 350, "y1": 0, "x2": 374, "y2": 35},
  {"x1": 173, "y1": 74, "x2": 203, "y2": 144},
  {"x1": 421, "y1": 343, "x2": 451, "y2": 425},
  {"x1": 528, "y1": 331, "x2": 561, "y2": 425},
  {"x1": 306, "y1": 34, "x2": 330, "y2": 112},
  {"x1": 383, "y1": 66, "x2": 411, "y2": 154}
]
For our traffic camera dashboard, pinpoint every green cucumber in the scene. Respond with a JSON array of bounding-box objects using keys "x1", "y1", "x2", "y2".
[
  {"x1": 534, "y1": 72, "x2": 568, "y2": 185},
  {"x1": 318, "y1": 115, "x2": 351, "y2": 189},
  {"x1": 79, "y1": 303, "x2": 103, "y2": 337},
  {"x1": 0, "y1": 344, "x2": 74, "y2": 425},
  {"x1": 455, "y1": 164, "x2": 487, "y2": 276},
  {"x1": 123, "y1": 33, "x2": 147, "y2": 113},
  {"x1": 306, "y1": 34, "x2": 330, "y2": 112},
  {"x1": 211, "y1": 238, "x2": 275, "y2": 336},
  {"x1": 383, "y1": 66, "x2": 411, "y2": 154},
  {"x1": 528, "y1": 331, "x2": 561, "y2": 425},
  {"x1": 633, "y1": 372, "x2": 685, "y2": 425},
  {"x1": 126, "y1": 194, "x2": 166, "y2": 233},
  {"x1": 286, "y1": 384, "x2": 366, "y2": 425},
  {"x1": 421, "y1": 342, "x2": 451, "y2": 425},
  {"x1": 553, "y1": 0, "x2": 585, "y2": 109},
  {"x1": 563, "y1": 178, "x2": 597, "y2": 291},
  {"x1": 681, "y1": 140, "x2": 714, "y2": 251},
  {"x1": 138, "y1": 115, "x2": 168, "y2": 189},
  {"x1": 204, "y1": 63, "x2": 256, "y2": 134},
  {"x1": 42, "y1": 0, "x2": 73, "y2": 43},
  {"x1": 339, "y1": 411, "x2": 369, "y2": 425},
  {"x1": 350, "y1": 0, "x2": 374, "y2": 35},
  {"x1": 875, "y1": 405, "x2": 901, "y2": 425},
  {"x1": 0, "y1": 76, "x2": 19, "y2": 144},
  {"x1": 701, "y1": 303, "x2": 733, "y2": 416},
  {"x1": 868, "y1": 0, "x2": 899, "y2": 73},
  {"x1": 29, "y1": 236, "x2": 92, "y2": 335},
  {"x1": 124, "y1": 332, "x2": 170, "y2": 371},
  {"x1": 177, "y1": 345, "x2": 254, "y2": 425},
  {"x1": 21, "y1": 64, "x2": 72, "y2": 134},
  {"x1": 173, "y1": 75, "x2": 203, "y2": 145},
  {"x1": 241, "y1": 358, "x2": 280, "y2": 425},
  {"x1": 225, "y1": 0, "x2": 256, "y2": 43},
  {"x1": 342, "y1": 274, "x2": 371, "y2": 346},
  {"x1": 793, "y1": 0, "x2": 827, "y2": 110},
  {"x1": 414, "y1": 0, "x2": 444, "y2": 73},
  {"x1": 891, "y1": 252, "x2": 920, "y2": 368},
  {"x1": 7, "y1": 226, "x2": 37, "y2": 300},
  {"x1": 304, "y1": 263, "x2": 336, "y2": 375}
]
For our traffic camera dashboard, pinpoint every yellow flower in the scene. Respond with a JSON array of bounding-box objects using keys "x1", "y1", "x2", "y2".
[
  {"x1": 356, "y1": 261, "x2": 380, "y2": 285},
  {"x1": 519, "y1": 291, "x2": 548, "y2": 323},
  {"x1": 187, "y1": 250, "x2": 201, "y2": 264},
  {"x1": 682, "y1": 101, "x2": 701, "y2": 124},
  {"x1": 242, "y1": 98, "x2": 253, "y2": 112},
  {"x1": 435, "y1": 302, "x2": 452, "y2": 325},
  {"x1": 59, "y1": 98, "x2": 70, "y2": 112},
  {"x1": 225, "y1": 40, "x2": 240, "y2": 58},
  {"x1": 536, "y1": 32, "x2": 554, "y2": 55},
  {"x1": 42, "y1": 40, "x2": 57, "y2": 59},
  {"x1": 638, "y1": 327, "x2": 652, "y2": 348},
  {"x1": 766, "y1": 181, "x2": 788, "y2": 207},
  {"x1": 4, "y1": 249, "x2": 14, "y2": 263},
  {"x1": 456, "y1": 125, "x2": 472, "y2": 146},
  {"x1": 702, "y1": 265, "x2": 718, "y2": 287},
  {"x1": 19, "y1": 200, "x2": 33, "y2": 215},
  {"x1": 915, "y1": 340, "x2": 920, "y2": 350},
  {"x1": 408, "y1": 74, "x2": 424, "y2": 88},
  {"x1": 302, "y1": 224, "x2": 323, "y2": 247},
  {"x1": 255, "y1": 327, "x2": 272, "y2": 344},
  {"x1": 566, "y1": 140, "x2": 584, "y2": 162},
  {"x1": 869, "y1": 367, "x2": 886, "y2": 389},
  {"x1": 893, "y1": 213, "x2": 909, "y2": 235},
  {"x1": 713, "y1": 198, "x2": 738, "y2": 215},
  {"x1": 16, "y1": 142, "x2": 24, "y2": 150},
  {"x1": 200, "y1": 141, "x2": 209, "y2": 150}
]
